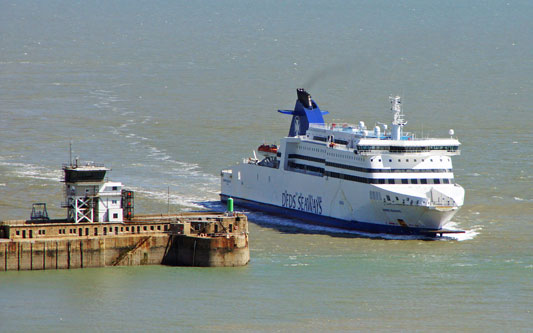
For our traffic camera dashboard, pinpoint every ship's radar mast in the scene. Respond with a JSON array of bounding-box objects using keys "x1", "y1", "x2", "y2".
[{"x1": 390, "y1": 95, "x2": 406, "y2": 140}]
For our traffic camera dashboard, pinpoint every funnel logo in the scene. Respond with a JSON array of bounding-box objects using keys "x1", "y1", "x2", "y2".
[{"x1": 294, "y1": 116, "x2": 300, "y2": 135}]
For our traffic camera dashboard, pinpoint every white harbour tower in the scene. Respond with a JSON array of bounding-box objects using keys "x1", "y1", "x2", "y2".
[{"x1": 62, "y1": 161, "x2": 133, "y2": 223}]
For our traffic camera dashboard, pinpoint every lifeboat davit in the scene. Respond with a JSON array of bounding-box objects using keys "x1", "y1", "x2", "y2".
[{"x1": 258, "y1": 144, "x2": 278, "y2": 156}]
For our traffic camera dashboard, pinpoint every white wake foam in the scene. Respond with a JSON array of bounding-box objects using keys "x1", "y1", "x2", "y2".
[
  {"x1": 130, "y1": 187, "x2": 214, "y2": 210},
  {"x1": 0, "y1": 161, "x2": 62, "y2": 182},
  {"x1": 441, "y1": 222, "x2": 481, "y2": 241}
]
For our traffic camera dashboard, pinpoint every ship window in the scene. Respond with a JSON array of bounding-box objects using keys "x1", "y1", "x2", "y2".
[
  {"x1": 401, "y1": 179, "x2": 408, "y2": 184},
  {"x1": 421, "y1": 179, "x2": 428, "y2": 184},
  {"x1": 386, "y1": 195, "x2": 391, "y2": 201},
  {"x1": 112, "y1": 186, "x2": 118, "y2": 191},
  {"x1": 406, "y1": 159, "x2": 409, "y2": 162},
  {"x1": 434, "y1": 179, "x2": 441, "y2": 184},
  {"x1": 389, "y1": 159, "x2": 392, "y2": 162},
  {"x1": 398, "y1": 159, "x2": 401, "y2": 162},
  {"x1": 414, "y1": 159, "x2": 417, "y2": 162},
  {"x1": 443, "y1": 179, "x2": 450, "y2": 184},
  {"x1": 113, "y1": 213, "x2": 118, "y2": 219},
  {"x1": 410, "y1": 179, "x2": 418, "y2": 184},
  {"x1": 388, "y1": 179, "x2": 395, "y2": 184}
]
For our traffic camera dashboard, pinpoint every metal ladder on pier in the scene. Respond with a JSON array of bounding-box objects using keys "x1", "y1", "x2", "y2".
[{"x1": 111, "y1": 236, "x2": 152, "y2": 266}]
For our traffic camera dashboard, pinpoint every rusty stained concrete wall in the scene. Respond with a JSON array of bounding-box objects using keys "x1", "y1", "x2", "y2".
[
  {"x1": 0, "y1": 235, "x2": 169, "y2": 271},
  {"x1": 163, "y1": 233, "x2": 250, "y2": 267}
]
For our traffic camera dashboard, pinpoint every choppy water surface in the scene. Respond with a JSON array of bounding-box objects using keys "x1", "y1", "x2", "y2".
[{"x1": 1, "y1": 1, "x2": 532, "y2": 331}]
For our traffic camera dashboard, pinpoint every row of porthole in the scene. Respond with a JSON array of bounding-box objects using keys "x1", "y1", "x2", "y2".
[
  {"x1": 300, "y1": 145, "x2": 324, "y2": 153},
  {"x1": 370, "y1": 157, "x2": 451, "y2": 163}
]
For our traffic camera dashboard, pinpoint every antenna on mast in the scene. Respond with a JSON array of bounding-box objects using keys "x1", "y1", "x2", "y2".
[
  {"x1": 390, "y1": 96, "x2": 407, "y2": 140},
  {"x1": 390, "y1": 96, "x2": 406, "y2": 126}
]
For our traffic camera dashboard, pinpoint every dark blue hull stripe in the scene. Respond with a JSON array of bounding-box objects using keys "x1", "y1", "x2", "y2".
[{"x1": 220, "y1": 194, "x2": 440, "y2": 236}]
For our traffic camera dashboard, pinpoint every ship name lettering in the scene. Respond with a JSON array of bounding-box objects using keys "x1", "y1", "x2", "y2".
[{"x1": 282, "y1": 190, "x2": 322, "y2": 215}]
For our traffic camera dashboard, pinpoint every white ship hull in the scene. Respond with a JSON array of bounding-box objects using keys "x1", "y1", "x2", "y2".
[{"x1": 221, "y1": 162, "x2": 464, "y2": 235}]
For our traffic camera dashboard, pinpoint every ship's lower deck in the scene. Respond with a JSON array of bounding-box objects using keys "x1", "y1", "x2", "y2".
[
  {"x1": 220, "y1": 194, "x2": 460, "y2": 237},
  {"x1": 221, "y1": 162, "x2": 464, "y2": 236}
]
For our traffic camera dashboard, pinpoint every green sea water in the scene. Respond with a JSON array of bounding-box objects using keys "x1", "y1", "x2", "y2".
[{"x1": 1, "y1": 0, "x2": 532, "y2": 331}]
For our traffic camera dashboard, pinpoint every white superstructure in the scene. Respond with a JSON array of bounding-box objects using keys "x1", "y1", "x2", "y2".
[{"x1": 221, "y1": 90, "x2": 465, "y2": 235}]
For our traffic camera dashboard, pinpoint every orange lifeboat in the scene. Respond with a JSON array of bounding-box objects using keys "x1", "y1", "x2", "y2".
[{"x1": 258, "y1": 144, "x2": 278, "y2": 156}]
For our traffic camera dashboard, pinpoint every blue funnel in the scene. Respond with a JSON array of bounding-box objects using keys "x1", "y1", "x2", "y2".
[{"x1": 278, "y1": 89, "x2": 329, "y2": 137}]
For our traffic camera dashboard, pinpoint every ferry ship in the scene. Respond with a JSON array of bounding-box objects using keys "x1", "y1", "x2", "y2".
[{"x1": 220, "y1": 89, "x2": 465, "y2": 236}]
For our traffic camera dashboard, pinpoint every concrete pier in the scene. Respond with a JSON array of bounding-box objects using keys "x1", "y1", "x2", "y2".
[
  {"x1": 163, "y1": 216, "x2": 249, "y2": 267},
  {"x1": 0, "y1": 212, "x2": 249, "y2": 270}
]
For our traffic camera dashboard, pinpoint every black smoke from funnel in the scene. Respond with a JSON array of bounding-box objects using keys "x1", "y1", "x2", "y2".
[{"x1": 302, "y1": 64, "x2": 352, "y2": 90}]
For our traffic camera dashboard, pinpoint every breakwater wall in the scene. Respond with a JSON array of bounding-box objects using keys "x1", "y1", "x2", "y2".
[
  {"x1": 0, "y1": 212, "x2": 249, "y2": 270},
  {"x1": 163, "y1": 234, "x2": 249, "y2": 267},
  {"x1": 0, "y1": 235, "x2": 168, "y2": 271}
]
